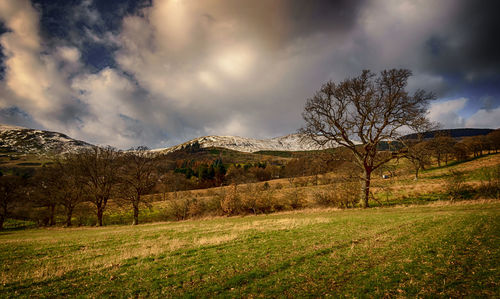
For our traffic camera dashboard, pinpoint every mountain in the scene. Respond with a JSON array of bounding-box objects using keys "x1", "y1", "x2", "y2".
[
  {"x1": 0, "y1": 124, "x2": 94, "y2": 155},
  {"x1": 152, "y1": 134, "x2": 335, "y2": 154},
  {"x1": 402, "y1": 128, "x2": 495, "y2": 140},
  {"x1": 157, "y1": 128, "x2": 498, "y2": 154}
]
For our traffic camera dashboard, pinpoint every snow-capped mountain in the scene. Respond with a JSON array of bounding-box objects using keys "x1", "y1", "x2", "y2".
[
  {"x1": 0, "y1": 124, "x2": 94, "y2": 155},
  {"x1": 153, "y1": 134, "x2": 336, "y2": 154}
]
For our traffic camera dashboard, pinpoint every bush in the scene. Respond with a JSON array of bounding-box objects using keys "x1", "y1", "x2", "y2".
[
  {"x1": 166, "y1": 197, "x2": 192, "y2": 220},
  {"x1": 219, "y1": 184, "x2": 242, "y2": 215},
  {"x1": 313, "y1": 181, "x2": 359, "y2": 208},
  {"x1": 476, "y1": 165, "x2": 500, "y2": 199},
  {"x1": 240, "y1": 185, "x2": 275, "y2": 214},
  {"x1": 287, "y1": 187, "x2": 304, "y2": 210},
  {"x1": 445, "y1": 170, "x2": 470, "y2": 200}
]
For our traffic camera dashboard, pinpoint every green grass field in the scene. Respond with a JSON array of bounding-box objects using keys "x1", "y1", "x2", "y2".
[{"x1": 1, "y1": 200, "x2": 499, "y2": 297}]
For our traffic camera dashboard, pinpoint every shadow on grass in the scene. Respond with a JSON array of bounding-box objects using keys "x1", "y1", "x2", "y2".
[
  {"x1": 423, "y1": 153, "x2": 498, "y2": 174},
  {"x1": 370, "y1": 192, "x2": 448, "y2": 208}
]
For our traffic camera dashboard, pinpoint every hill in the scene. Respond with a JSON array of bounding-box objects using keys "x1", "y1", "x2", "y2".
[
  {"x1": 152, "y1": 134, "x2": 335, "y2": 154},
  {"x1": 0, "y1": 124, "x2": 93, "y2": 155},
  {"x1": 402, "y1": 128, "x2": 495, "y2": 140}
]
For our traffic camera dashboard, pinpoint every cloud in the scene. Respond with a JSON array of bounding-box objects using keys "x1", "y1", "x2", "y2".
[
  {"x1": 428, "y1": 98, "x2": 467, "y2": 128},
  {"x1": 0, "y1": 0, "x2": 154, "y2": 148},
  {"x1": 465, "y1": 107, "x2": 500, "y2": 129},
  {"x1": 0, "y1": 0, "x2": 79, "y2": 127},
  {"x1": 113, "y1": 0, "x2": 372, "y2": 144},
  {"x1": 0, "y1": 106, "x2": 41, "y2": 129},
  {"x1": 0, "y1": 0, "x2": 499, "y2": 149}
]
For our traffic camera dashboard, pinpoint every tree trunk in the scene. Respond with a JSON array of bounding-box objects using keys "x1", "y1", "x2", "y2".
[
  {"x1": 414, "y1": 168, "x2": 419, "y2": 181},
  {"x1": 65, "y1": 206, "x2": 74, "y2": 227},
  {"x1": 97, "y1": 205, "x2": 104, "y2": 226},
  {"x1": 49, "y1": 204, "x2": 56, "y2": 226},
  {"x1": 132, "y1": 202, "x2": 139, "y2": 225},
  {"x1": 361, "y1": 169, "x2": 371, "y2": 208},
  {"x1": 0, "y1": 214, "x2": 4, "y2": 230}
]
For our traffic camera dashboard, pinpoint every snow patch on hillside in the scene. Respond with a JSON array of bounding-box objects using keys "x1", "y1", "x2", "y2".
[
  {"x1": 0, "y1": 124, "x2": 94, "y2": 155},
  {"x1": 153, "y1": 133, "x2": 337, "y2": 153}
]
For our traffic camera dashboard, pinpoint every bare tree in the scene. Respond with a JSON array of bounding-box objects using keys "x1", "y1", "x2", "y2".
[
  {"x1": 427, "y1": 132, "x2": 456, "y2": 166},
  {"x1": 463, "y1": 136, "x2": 483, "y2": 158},
  {"x1": 404, "y1": 140, "x2": 431, "y2": 180},
  {"x1": 0, "y1": 175, "x2": 25, "y2": 230},
  {"x1": 119, "y1": 147, "x2": 158, "y2": 225},
  {"x1": 76, "y1": 146, "x2": 121, "y2": 226},
  {"x1": 31, "y1": 166, "x2": 62, "y2": 226},
  {"x1": 57, "y1": 155, "x2": 87, "y2": 226},
  {"x1": 487, "y1": 129, "x2": 500, "y2": 153},
  {"x1": 301, "y1": 69, "x2": 435, "y2": 207}
]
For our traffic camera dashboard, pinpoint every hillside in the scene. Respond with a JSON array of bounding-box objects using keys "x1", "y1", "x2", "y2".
[
  {"x1": 402, "y1": 128, "x2": 495, "y2": 140},
  {"x1": 0, "y1": 124, "x2": 93, "y2": 155},
  {"x1": 153, "y1": 134, "x2": 335, "y2": 154},
  {"x1": 156, "y1": 128, "x2": 497, "y2": 154},
  {"x1": 1, "y1": 124, "x2": 496, "y2": 156}
]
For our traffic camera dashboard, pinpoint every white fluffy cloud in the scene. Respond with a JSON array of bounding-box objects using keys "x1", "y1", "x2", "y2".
[
  {"x1": 466, "y1": 107, "x2": 500, "y2": 129},
  {"x1": 0, "y1": 0, "x2": 76, "y2": 127},
  {"x1": 428, "y1": 98, "x2": 467, "y2": 128},
  {"x1": 0, "y1": 0, "x2": 164, "y2": 148}
]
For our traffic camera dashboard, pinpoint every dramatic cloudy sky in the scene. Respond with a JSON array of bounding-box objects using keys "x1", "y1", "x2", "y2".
[{"x1": 0, "y1": 0, "x2": 499, "y2": 149}]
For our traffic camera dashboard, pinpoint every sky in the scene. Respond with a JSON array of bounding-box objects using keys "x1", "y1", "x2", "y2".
[{"x1": 0, "y1": 0, "x2": 499, "y2": 149}]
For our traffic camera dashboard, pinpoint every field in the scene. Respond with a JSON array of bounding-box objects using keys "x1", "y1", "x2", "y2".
[{"x1": 1, "y1": 200, "x2": 499, "y2": 297}]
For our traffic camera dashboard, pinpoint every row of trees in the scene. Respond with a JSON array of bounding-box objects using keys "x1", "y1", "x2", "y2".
[
  {"x1": 405, "y1": 131, "x2": 500, "y2": 180},
  {"x1": 0, "y1": 146, "x2": 337, "y2": 228},
  {"x1": 0, "y1": 147, "x2": 157, "y2": 228},
  {"x1": 1, "y1": 129, "x2": 498, "y2": 229}
]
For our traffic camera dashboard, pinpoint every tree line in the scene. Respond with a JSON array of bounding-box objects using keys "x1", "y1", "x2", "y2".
[
  {"x1": 0, "y1": 147, "x2": 157, "y2": 228},
  {"x1": 404, "y1": 130, "x2": 500, "y2": 180},
  {"x1": 1, "y1": 129, "x2": 499, "y2": 229},
  {"x1": 0, "y1": 145, "x2": 335, "y2": 228}
]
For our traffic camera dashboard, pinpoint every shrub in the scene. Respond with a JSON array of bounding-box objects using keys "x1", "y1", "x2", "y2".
[
  {"x1": 476, "y1": 165, "x2": 500, "y2": 199},
  {"x1": 287, "y1": 187, "x2": 304, "y2": 210},
  {"x1": 445, "y1": 170, "x2": 469, "y2": 200},
  {"x1": 241, "y1": 185, "x2": 260, "y2": 214},
  {"x1": 166, "y1": 197, "x2": 192, "y2": 220},
  {"x1": 313, "y1": 181, "x2": 359, "y2": 208},
  {"x1": 219, "y1": 184, "x2": 242, "y2": 215}
]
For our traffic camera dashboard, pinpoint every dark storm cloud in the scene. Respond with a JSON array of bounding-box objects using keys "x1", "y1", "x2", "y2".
[
  {"x1": 285, "y1": 0, "x2": 365, "y2": 38},
  {"x1": 0, "y1": 21, "x2": 8, "y2": 79},
  {"x1": 422, "y1": 0, "x2": 500, "y2": 79},
  {"x1": 0, "y1": 107, "x2": 41, "y2": 129}
]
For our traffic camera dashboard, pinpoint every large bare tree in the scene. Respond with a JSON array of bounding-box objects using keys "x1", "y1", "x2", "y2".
[
  {"x1": 301, "y1": 69, "x2": 435, "y2": 207},
  {"x1": 0, "y1": 175, "x2": 25, "y2": 230},
  {"x1": 76, "y1": 146, "x2": 121, "y2": 226},
  {"x1": 32, "y1": 166, "x2": 63, "y2": 226},
  {"x1": 119, "y1": 147, "x2": 158, "y2": 225},
  {"x1": 56, "y1": 156, "x2": 87, "y2": 226}
]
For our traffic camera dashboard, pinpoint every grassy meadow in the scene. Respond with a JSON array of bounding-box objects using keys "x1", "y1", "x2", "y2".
[{"x1": 1, "y1": 200, "x2": 499, "y2": 297}]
